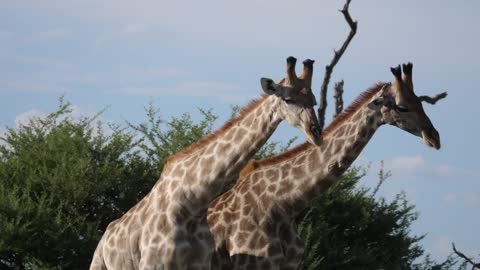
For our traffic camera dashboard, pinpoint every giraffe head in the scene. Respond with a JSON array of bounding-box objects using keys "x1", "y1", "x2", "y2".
[
  {"x1": 260, "y1": 56, "x2": 322, "y2": 145},
  {"x1": 373, "y1": 63, "x2": 441, "y2": 149}
]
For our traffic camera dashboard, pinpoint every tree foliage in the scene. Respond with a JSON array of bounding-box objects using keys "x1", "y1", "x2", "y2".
[{"x1": 0, "y1": 99, "x2": 460, "y2": 269}]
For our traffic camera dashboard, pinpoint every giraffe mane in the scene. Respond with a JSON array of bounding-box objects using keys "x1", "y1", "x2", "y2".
[
  {"x1": 164, "y1": 95, "x2": 268, "y2": 169},
  {"x1": 239, "y1": 82, "x2": 389, "y2": 178}
]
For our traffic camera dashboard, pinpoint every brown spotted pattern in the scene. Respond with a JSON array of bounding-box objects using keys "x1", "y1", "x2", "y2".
[
  {"x1": 89, "y1": 70, "x2": 321, "y2": 270},
  {"x1": 207, "y1": 65, "x2": 442, "y2": 269}
]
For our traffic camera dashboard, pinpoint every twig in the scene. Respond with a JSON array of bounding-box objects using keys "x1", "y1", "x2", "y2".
[
  {"x1": 452, "y1": 242, "x2": 480, "y2": 270},
  {"x1": 418, "y1": 92, "x2": 448, "y2": 105},
  {"x1": 333, "y1": 80, "x2": 344, "y2": 117},
  {"x1": 318, "y1": 0, "x2": 357, "y2": 130}
]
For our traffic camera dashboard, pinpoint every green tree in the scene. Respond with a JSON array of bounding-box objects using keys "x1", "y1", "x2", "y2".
[
  {"x1": 0, "y1": 100, "x2": 292, "y2": 269},
  {"x1": 0, "y1": 99, "x2": 461, "y2": 269},
  {"x1": 297, "y1": 166, "x2": 461, "y2": 270}
]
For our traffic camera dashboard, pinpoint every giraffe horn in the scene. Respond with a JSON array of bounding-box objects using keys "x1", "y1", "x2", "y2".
[
  {"x1": 299, "y1": 59, "x2": 315, "y2": 89},
  {"x1": 402, "y1": 62, "x2": 413, "y2": 89},
  {"x1": 285, "y1": 56, "x2": 298, "y2": 85},
  {"x1": 390, "y1": 64, "x2": 402, "y2": 89}
]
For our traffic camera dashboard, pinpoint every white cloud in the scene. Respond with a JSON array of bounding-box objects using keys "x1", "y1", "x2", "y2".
[
  {"x1": 33, "y1": 28, "x2": 68, "y2": 39},
  {"x1": 464, "y1": 194, "x2": 480, "y2": 207},
  {"x1": 0, "y1": 79, "x2": 68, "y2": 94},
  {"x1": 442, "y1": 192, "x2": 480, "y2": 207},
  {"x1": 123, "y1": 24, "x2": 149, "y2": 34},
  {"x1": 435, "y1": 164, "x2": 454, "y2": 177},
  {"x1": 15, "y1": 109, "x2": 46, "y2": 128},
  {"x1": 388, "y1": 155, "x2": 425, "y2": 171},
  {"x1": 119, "y1": 81, "x2": 249, "y2": 102},
  {"x1": 443, "y1": 193, "x2": 457, "y2": 205}
]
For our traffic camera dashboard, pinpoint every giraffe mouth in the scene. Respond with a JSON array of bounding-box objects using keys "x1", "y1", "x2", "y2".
[
  {"x1": 421, "y1": 129, "x2": 441, "y2": 150},
  {"x1": 308, "y1": 125, "x2": 323, "y2": 146}
]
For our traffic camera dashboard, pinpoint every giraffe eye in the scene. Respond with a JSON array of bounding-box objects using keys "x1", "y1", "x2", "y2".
[
  {"x1": 396, "y1": 105, "x2": 409, "y2": 113},
  {"x1": 282, "y1": 97, "x2": 294, "y2": 104}
]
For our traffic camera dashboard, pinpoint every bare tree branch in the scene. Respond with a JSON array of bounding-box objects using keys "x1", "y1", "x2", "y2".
[
  {"x1": 318, "y1": 0, "x2": 357, "y2": 130},
  {"x1": 452, "y1": 242, "x2": 480, "y2": 270},
  {"x1": 333, "y1": 80, "x2": 344, "y2": 117},
  {"x1": 418, "y1": 92, "x2": 448, "y2": 105}
]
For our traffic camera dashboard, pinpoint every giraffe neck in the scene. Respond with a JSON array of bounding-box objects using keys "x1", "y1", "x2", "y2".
[
  {"x1": 156, "y1": 95, "x2": 284, "y2": 212},
  {"x1": 268, "y1": 94, "x2": 385, "y2": 215}
]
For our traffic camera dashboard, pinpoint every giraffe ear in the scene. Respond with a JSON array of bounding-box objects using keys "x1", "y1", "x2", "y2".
[{"x1": 260, "y1": 77, "x2": 280, "y2": 95}]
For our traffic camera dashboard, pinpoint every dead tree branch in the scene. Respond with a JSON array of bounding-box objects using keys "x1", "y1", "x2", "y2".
[
  {"x1": 318, "y1": 0, "x2": 357, "y2": 130},
  {"x1": 419, "y1": 92, "x2": 448, "y2": 105},
  {"x1": 452, "y1": 243, "x2": 480, "y2": 270},
  {"x1": 333, "y1": 80, "x2": 344, "y2": 117}
]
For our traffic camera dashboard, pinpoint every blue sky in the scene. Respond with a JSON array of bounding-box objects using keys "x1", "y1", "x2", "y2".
[{"x1": 1, "y1": 0, "x2": 479, "y2": 261}]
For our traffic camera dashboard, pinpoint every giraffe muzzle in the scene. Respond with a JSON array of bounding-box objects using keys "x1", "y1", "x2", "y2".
[
  {"x1": 421, "y1": 129, "x2": 441, "y2": 150},
  {"x1": 310, "y1": 125, "x2": 323, "y2": 146}
]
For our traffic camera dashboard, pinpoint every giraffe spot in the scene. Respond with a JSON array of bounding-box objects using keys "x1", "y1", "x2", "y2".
[
  {"x1": 170, "y1": 168, "x2": 185, "y2": 179},
  {"x1": 334, "y1": 125, "x2": 346, "y2": 137},
  {"x1": 266, "y1": 169, "x2": 279, "y2": 180},
  {"x1": 240, "y1": 219, "x2": 255, "y2": 231},
  {"x1": 307, "y1": 151, "x2": 320, "y2": 170},
  {"x1": 157, "y1": 216, "x2": 170, "y2": 232},
  {"x1": 110, "y1": 250, "x2": 117, "y2": 262},
  {"x1": 280, "y1": 164, "x2": 291, "y2": 178},
  {"x1": 200, "y1": 156, "x2": 214, "y2": 170},
  {"x1": 260, "y1": 194, "x2": 271, "y2": 208},
  {"x1": 216, "y1": 142, "x2": 230, "y2": 156},
  {"x1": 248, "y1": 232, "x2": 261, "y2": 249},
  {"x1": 352, "y1": 111, "x2": 362, "y2": 122},
  {"x1": 249, "y1": 172, "x2": 259, "y2": 183},
  {"x1": 255, "y1": 234, "x2": 268, "y2": 248},
  {"x1": 346, "y1": 124, "x2": 354, "y2": 135},
  {"x1": 268, "y1": 184, "x2": 277, "y2": 193},
  {"x1": 243, "y1": 114, "x2": 254, "y2": 126},
  {"x1": 236, "y1": 232, "x2": 249, "y2": 246},
  {"x1": 139, "y1": 208, "x2": 149, "y2": 224},
  {"x1": 252, "y1": 182, "x2": 263, "y2": 195},
  {"x1": 223, "y1": 129, "x2": 236, "y2": 141},
  {"x1": 278, "y1": 181, "x2": 294, "y2": 195},
  {"x1": 222, "y1": 190, "x2": 235, "y2": 203},
  {"x1": 239, "y1": 182, "x2": 250, "y2": 194},
  {"x1": 223, "y1": 211, "x2": 234, "y2": 224},
  {"x1": 116, "y1": 237, "x2": 127, "y2": 249},
  {"x1": 208, "y1": 212, "x2": 220, "y2": 225},
  {"x1": 244, "y1": 192, "x2": 255, "y2": 205},
  {"x1": 242, "y1": 206, "x2": 252, "y2": 216},
  {"x1": 230, "y1": 197, "x2": 240, "y2": 211},
  {"x1": 332, "y1": 141, "x2": 343, "y2": 155},
  {"x1": 157, "y1": 194, "x2": 169, "y2": 209},
  {"x1": 294, "y1": 155, "x2": 306, "y2": 165},
  {"x1": 147, "y1": 253, "x2": 156, "y2": 265},
  {"x1": 291, "y1": 166, "x2": 304, "y2": 179},
  {"x1": 233, "y1": 128, "x2": 247, "y2": 143},
  {"x1": 184, "y1": 156, "x2": 197, "y2": 167},
  {"x1": 108, "y1": 236, "x2": 115, "y2": 247}
]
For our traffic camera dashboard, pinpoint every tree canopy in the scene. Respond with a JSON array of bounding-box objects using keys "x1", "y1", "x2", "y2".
[{"x1": 0, "y1": 99, "x2": 465, "y2": 269}]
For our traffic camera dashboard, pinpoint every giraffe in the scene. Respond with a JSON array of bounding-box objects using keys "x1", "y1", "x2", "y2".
[
  {"x1": 89, "y1": 57, "x2": 323, "y2": 270},
  {"x1": 207, "y1": 63, "x2": 443, "y2": 269}
]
